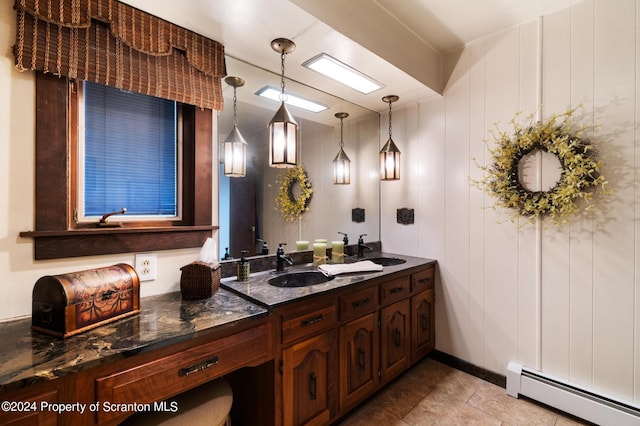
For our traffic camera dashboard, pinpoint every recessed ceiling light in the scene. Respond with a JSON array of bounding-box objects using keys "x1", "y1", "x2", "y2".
[
  {"x1": 255, "y1": 86, "x2": 328, "y2": 113},
  {"x1": 303, "y1": 53, "x2": 384, "y2": 94}
]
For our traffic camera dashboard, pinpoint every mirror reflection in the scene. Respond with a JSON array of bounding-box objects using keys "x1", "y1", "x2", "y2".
[{"x1": 218, "y1": 56, "x2": 380, "y2": 259}]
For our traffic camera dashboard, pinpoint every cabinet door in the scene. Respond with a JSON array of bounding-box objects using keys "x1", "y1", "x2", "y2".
[
  {"x1": 412, "y1": 288, "x2": 435, "y2": 362},
  {"x1": 380, "y1": 299, "x2": 410, "y2": 383},
  {"x1": 282, "y1": 330, "x2": 336, "y2": 426},
  {"x1": 339, "y1": 313, "x2": 379, "y2": 412}
]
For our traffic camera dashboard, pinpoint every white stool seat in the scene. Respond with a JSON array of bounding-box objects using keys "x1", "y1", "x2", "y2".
[{"x1": 122, "y1": 377, "x2": 233, "y2": 426}]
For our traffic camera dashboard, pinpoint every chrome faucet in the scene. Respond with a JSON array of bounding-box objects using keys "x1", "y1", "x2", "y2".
[
  {"x1": 357, "y1": 234, "x2": 372, "y2": 258},
  {"x1": 276, "y1": 243, "x2": 294, "y2": 272}
]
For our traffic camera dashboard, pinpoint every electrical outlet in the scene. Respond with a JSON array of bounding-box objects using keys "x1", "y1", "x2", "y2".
[{"x1": 135, "y1": 253, "x2": 157, "y2": 281}]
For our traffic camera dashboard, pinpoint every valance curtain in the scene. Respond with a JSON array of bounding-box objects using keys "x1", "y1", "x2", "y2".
[{"x1": 14, "y1": 0, "x2": 226, "y2": 110}]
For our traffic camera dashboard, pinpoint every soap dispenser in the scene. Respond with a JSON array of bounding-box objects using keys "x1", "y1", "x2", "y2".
[
  {"x1": 236, "y1": 250, "x2": 250, "y2": 281},
  {"x1": 261, "y1": 241, "x2": 269, "y2": 255}
]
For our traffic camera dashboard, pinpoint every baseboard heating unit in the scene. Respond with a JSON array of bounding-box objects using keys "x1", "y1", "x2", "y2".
[{"x1": 506, "y1": 362, "x2": 640, "y2": 426}]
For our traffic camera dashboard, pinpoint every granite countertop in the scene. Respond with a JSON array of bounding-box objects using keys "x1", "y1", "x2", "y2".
[
  {"x1": 221, "y1": 252, "x2": 435, "y2": 308},
  {"x1": 0, "y1": 252, "x2": 434, "y2": 394},
  {"x1": 0, "y1": 288, "x2": 268, "y2": 393}
]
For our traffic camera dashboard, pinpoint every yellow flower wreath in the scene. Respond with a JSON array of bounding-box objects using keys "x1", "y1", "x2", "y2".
[
  {"x1": 476, "y1": 107, "x2": 608, "y2": 225},
  {"x1": 275, "y1": 165, "x2": 313, "y2": 221}
]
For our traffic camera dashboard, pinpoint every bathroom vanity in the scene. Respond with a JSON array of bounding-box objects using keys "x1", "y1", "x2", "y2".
[{"x1": 0, "y1": 253, "x2": 435, "y2": 425}]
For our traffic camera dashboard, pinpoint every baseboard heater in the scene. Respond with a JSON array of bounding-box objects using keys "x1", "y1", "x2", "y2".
[{"x1": 506, "y1": 362, "x2": 640, "y2": 426}]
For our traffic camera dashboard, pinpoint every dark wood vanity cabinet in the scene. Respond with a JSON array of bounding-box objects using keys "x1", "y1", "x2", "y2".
[
  {"x1": 1, "y1": 261, "x2": 435, "y2": 426},
  {"x1": 274, "y1": 263, "x2": 437, "y2": 426},
  {"x1": 282, "y1": 330, "x2": 337, "y2": 425},
  {"x1": 411, "y1": 266, "x2": 436, "y2": 362},
  {"x1": 95, "y1": 323, "x2": 271, "y2": 424},
  {"x1": 412, "y1": 288, "x2": 435, "y2": 361},
  {"x1": 337, "y1": 283, "x2": 379, "y2": 413},
  {"x1": 380, "y1": 298, "x2": 411, "y2": 383},
  {"x1": 0, "y1": 379, "x2": 63, "y2": 426},
  {"x1": 274, "y1": 260, "x2": 435, "y2": 425},
  {"x1": 0, "y1": 317, "x2": 272, "y2": 426},
  {"x1": 339, "y1": 312, "x2": 379, "y2": 412},
  {"x1": 277, "y1": 297, "x2": 338, "y2": 425},
  {"x1": 334, "y1": 263, "x2": 436, "y2": 420}
]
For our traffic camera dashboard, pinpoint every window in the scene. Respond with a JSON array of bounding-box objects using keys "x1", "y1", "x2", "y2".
[
  {"x1": 21, "y1": 73, "x2": 215, "y2": 260},
  {"x1": 16, "y1": 0, "x2": 224, "y2": 259},
  {"x1": 79, "y1": 82, "x2": 180, "y2": 221}
]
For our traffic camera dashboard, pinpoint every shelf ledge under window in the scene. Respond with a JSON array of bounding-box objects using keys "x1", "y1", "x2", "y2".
[{"x1": 19, "y1": 226, "x2": 217, "y2": 260}]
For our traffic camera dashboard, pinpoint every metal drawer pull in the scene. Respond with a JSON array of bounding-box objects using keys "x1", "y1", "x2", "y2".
[
  {"x1": 418, "y1": 277, "x2": 432, "y2": 284},
  {"x1": 352, "y1": 298, "x2": 370, "y2": 309},
  {"x1": 301, "y1": 314, "x2": 324, "y2": 327},
  {"x1": 421, "y1": 315, "x2": 429, "y2": 331},
  {"x1": 358, "y1": 348, "x2": 366, "y2": 370},
  {"x1": 178, "y1": 355, "x2": 219, "y2": 377},
  {"x1": 389, "y1": 286, "x2": 404, "y2": 294},
  {"x1": 309, "y1": 372, "x2": 317, "y2": 400}
]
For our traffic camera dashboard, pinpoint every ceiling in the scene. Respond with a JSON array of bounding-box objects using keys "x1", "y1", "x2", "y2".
[{"x1": 120, "y1": 0, "x2": 575, "y2": 117}]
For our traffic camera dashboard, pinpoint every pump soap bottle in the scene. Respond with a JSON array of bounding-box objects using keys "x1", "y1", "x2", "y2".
[{"x1": 236, "y1": 250, "x2": 250, "y2": 281}]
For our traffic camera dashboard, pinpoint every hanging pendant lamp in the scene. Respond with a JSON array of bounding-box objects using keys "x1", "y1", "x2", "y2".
[
  {"x1": 380, "y1": 95, "x2": 401, "y2": 180},
  {"x1": 269, "y1": 38, "x2": 298, "y2": 168},
  {"x1": 333, "y1": 112, "x2": 351, "y2": 184},
  {"x1": 223, "y1": 76, "x2": 248, "y2": 177}
]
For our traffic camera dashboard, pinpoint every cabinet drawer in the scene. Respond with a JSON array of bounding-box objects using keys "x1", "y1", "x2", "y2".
[
  {"x1": 380, "y1": 276, "x2": 410, "y2": 306},
  {"x1": 339, "y1": 285, "x2": 378, "y2": 323},
  {"x1": 0, "y1": 387, "x2": 59, "y2": 426},
  {"x1": 95, "y1": 323, "x2": 269, "y2": 424},
  {"x1": 281, "y1": 301, "x2": 337, "y2": 346},
  {"x1": 412, "y1": 267, "x2": 434, "y2": 292}
]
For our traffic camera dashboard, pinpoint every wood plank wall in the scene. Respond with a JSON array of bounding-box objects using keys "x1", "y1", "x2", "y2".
[{"x1": 381, "y1": 0, "x2": 640, "y2": 405}]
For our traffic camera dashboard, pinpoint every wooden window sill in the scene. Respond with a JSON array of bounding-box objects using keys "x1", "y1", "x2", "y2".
[{"x1": 20, "y1": 226, "x2": 218, "y2": 260}]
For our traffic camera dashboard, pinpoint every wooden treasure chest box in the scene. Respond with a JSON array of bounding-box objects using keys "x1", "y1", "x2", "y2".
[{"x1": 32, "y1": 263, "x2": 141, "y2": 338}]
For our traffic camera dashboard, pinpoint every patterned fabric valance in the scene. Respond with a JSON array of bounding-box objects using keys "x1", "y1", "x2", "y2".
[{"x1": 14, "y1": 0, "x2": 226, "y2": 110}]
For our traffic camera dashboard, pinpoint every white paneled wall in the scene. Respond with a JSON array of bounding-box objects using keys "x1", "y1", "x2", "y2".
[{"x1": 382, "y1": 0, "x2": 640, "y2": 404}]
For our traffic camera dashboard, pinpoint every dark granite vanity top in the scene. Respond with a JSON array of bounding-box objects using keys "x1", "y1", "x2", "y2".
[
  {"x1": 0, "y1": 252, "x2": 434, "y2": 394},
  {"x1": 0, "y1": 289, "x2": 267, "y2": 393},
  {"x1": 221, "y1": 252, "x2": 435, "y2": 308}
]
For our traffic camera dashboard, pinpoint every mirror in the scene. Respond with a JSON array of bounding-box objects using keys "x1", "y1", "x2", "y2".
[{"x1": 218, "y1": 56, "x2": 380, "y2": 259}]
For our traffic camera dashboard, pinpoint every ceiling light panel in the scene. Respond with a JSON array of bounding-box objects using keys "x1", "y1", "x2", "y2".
[
  {"x1": 256, "y1": 86, "x2": 328, "y2": 113},
  {"x1": 303, "y1": 53, "x2": 384, "y2": 94}
]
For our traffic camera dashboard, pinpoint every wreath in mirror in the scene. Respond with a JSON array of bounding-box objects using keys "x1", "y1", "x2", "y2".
[
  {"x1": 477, "y1": 107, "x2": 608, "y2": 225},
  {"x1": 276, "y1": 165, "x2": 313, "y2": 221}
]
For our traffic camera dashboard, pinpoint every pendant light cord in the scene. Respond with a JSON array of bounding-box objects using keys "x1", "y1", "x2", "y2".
[
  {"x1": 280, "y1": 51, "x2": 287, "y2": 102},
  {"x1": 232, "y1": 86, "x2": 238, "y2": 127},
  {"x1": 339, "y1": 116, "x2": 344, "y2": 148},
  {"x1": 388, "y1": 101, "x2": 393, "y2": 138}
]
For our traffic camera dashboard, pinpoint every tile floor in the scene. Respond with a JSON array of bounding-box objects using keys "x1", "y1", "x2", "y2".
[{"x1": 337, "y1": 357, "x2": 591, "y2": 425}]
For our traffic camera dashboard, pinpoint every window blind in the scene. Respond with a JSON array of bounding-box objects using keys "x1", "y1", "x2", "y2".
[{"x1": 83, "y1": 82, "x2": 177, "y2": 217}]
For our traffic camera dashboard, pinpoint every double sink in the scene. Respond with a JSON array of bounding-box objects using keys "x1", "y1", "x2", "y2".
[{"x1": 268, "y1": 257, "x2": 406, "y2": 288}]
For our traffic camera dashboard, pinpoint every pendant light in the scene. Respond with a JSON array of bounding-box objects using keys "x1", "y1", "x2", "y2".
[
  {"x1": 380, "y1": 95, "x2": 401, "y2": 180},
  {"x1": 333, "y1": 112, "x2": 351, "y2": 184},
  {"x1": 269, "y1": 38, "x2": 298, "y2": 168},
  {"x1": 222, "y1": 76, "x2": 248, "y2": 177}
]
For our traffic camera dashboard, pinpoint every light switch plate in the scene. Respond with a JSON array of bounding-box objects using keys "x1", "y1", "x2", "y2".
[{"x1": 135, "y1": 253, "x2": 157, "y2": 281}]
